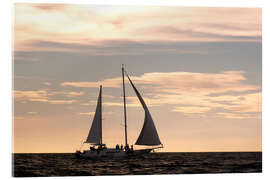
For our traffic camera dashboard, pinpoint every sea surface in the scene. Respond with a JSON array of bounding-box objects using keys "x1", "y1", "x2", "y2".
[{"x1": 13, "y1": 152, "x2": 262, "y2": 177}]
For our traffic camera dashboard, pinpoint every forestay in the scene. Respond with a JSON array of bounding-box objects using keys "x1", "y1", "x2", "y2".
[
  {"x1": 125, "y1": 73, "x2": 162, "y2": 146},
  {"x1": 85, "y1": 86, "x2": 102, "y2": 144}
]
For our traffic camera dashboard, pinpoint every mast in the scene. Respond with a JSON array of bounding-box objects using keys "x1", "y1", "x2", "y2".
[
  {"x1": 122, "y1": 64, "x2": 128, "y2": 148},
  {"x1": 100, "y1": 85, "x2": 102, "y2": 145}
]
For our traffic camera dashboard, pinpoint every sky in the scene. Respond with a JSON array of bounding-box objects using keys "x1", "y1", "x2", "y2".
[{"x1": 13, "y1": 3, "x2": 262, "y2": 153}]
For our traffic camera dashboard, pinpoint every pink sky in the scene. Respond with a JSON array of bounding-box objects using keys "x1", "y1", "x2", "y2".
[{"x1": 13, "y1": 4, "x2": 261, "y2": 153}]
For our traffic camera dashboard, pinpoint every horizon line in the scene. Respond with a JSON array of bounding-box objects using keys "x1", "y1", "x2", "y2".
[{"x1": 12, "y1": 151, "x2": 262, "y2": 154}]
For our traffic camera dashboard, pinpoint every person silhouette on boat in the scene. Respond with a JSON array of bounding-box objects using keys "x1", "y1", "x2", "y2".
[
  {"x1": 116, "y1": 144, "x2": 120, "y2": 150},
  {"x1": 120, "y1": 144, "x2": 123, "y2": 150},
  {"x1": 90, "y1": 146, "x2": 95, "y2": 151},
  {"x1": 125, "y1": 144, "x2": 129, "y2": 151}
]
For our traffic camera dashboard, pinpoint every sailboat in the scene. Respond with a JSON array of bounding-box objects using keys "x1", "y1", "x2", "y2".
[{"x1": 75, "y1": 65, "x2": 163, "y2": 159}]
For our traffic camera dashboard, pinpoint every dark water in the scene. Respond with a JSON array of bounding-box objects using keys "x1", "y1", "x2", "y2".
[{"x1": 13, "y1": 152, "x2": 262, "y2": 177}]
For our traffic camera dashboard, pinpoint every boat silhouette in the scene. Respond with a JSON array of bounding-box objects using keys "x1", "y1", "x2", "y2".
[{"x1": 75, "y1": 65, "x2": 163, "y2": 159}]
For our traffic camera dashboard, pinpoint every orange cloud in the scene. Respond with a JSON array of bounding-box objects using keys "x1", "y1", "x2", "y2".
[
  {"x1": 64, "y1": 92, "x2": 84, "y2": 97},
  {"x1": 61, "y1": 70, "x2": 261, "y2": 117},
  {"x1": 14, "y1": 90, "x2": 48, "y2": 102},
  {"x1": 48, "y1": 100, "x2": 77, "y2": 104},
  {"x1": 79, "y1": 112, "x2": 95, "y2": 116},
  {"x1": 172, "y1": 106, "x2": 211, "y2": 114},
  {"x1": 32, "y1": 4, "x2": 66, "y2": 11},
  {"x1": 61, "y1": 77, "x2": 121, "y2": 88},
  {"x1": 13, "y1": 90, "x2": 81, "y2": 104},
  {"x1": 222, "y1": 92, "x2": 262, "y2": 113},
  {"x1": 215, "y1": 112, "x2": 261, "y2": 120},
  {"x1": 13, "y1": 116, "x2": 39, "y2": 121},
  {"x1": 27, "y1": 112, "x2": 38, "y2": 115},
  {"x1": 61, "y1": 71, "x2": 259, "y2": 94}
]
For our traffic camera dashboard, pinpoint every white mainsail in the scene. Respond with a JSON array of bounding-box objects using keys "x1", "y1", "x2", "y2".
[
  {"x1": 125, "y1": 73, "x2": 162, "y2": 146},
  {"x1": 85, "y1": 86, "x2": 102, "y2": 144}
]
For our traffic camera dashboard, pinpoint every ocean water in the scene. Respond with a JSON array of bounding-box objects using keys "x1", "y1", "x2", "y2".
[{"x1": 13, "y1": 152, "x2": 262, "y2": 177}]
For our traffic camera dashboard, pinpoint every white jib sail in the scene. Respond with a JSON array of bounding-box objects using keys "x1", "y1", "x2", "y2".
[
  {"x1": 126, "y1": 73, "x2": 162, "y2": 146},
  {"x1": 85, "y1": 86, "x2": 102, "y2": 144}
]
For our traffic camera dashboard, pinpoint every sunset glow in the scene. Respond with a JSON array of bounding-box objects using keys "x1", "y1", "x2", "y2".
[{"x1": 13, "y1": 4, "x2": 261, "y2": 153}]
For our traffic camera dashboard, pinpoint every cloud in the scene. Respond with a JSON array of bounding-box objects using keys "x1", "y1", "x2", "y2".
[
  {"x1": 27, "y1": 112, "x2": 38, "y2": 115},
  {"x1": 138, "y1": 26, "x2": 261, "y2": 42},
  {"x1": 61, "y1": 70, "x2": 258, "y2": 93},
  {"x1": 223, "y1": 92, "x2": 262, "y2": 113},
  {"x1": 106, "y1": 16, "x2": 126, "y2": 29},
  {"x1": 13, "y1": 4, "x2": 261, "y2": 52},
  {"x1": 13, "y1": 116, "x2": 39, "y2": 121},
  {"x1": 13, "y1": 90, "x2": 82, "y2": 104},
  {"x1": 14, "y1": 75, "x2": 55, "y2": 81},
  {"x1": 14, "y1": 37, "x2": 261, "y2": 58},
  {"x1": 172, "y1": 106, "x2": 211, "y2": 114},
  {"x1": 14, "y1": 90, "x2": 48, "y2": 102},
  {"x1": 13, "y1": 39, "x2": 209, "y2": 56},
  {"x1": 79, "y1": 112, "x2": 95, "y2": 116},
  {"x1": 65, "y1": 92, "x2": 84, "y2": 97},
  {"x1": 48, "y1": 100, "x2": 77, "y2": 104},
  {"x1": 13, "y1": 5, "x2": 261, "y2": 119},
  {"x1": 215, "y1": 111, "x2": 261, "y2": 120},
  {"x1": 61, "y1": 77, "x2": 121, "y2": 88},
  {"x1": 199, "y1": 22, "x2": 260, "y2": 32},
  {"x1": 60, "y1": 70, "x2": 261, "y2": 117},
  {"x1": 207, "y1": 90, "x2": 260, "y2": 97},
  {"x1": 32, "y1": 4, "x2": 66, "y2": 11},
  {"x1": 43, "y1": 82, "x2": 51, "y2": 86}
]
